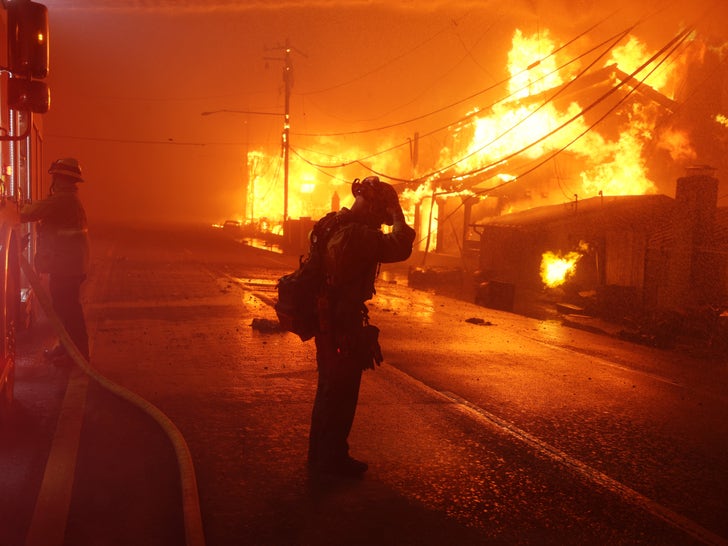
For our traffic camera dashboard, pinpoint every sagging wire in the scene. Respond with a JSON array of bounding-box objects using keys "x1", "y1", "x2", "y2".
[
  {"x1": 415, "y1": 4, "x2": 711, "y2": 188},
  {"x1": 294, "y1": 13, "x2": 618, "y2": 138},
  {"x1": 292, "y1": 22, "x2": 642, "y2": 178},
  {"x1": 296, "y1": 13, "x2": 461, "y2": 98},
  {"x1": 414, "y1": 24, "x2": 638, "y2": 185},
  {"x1": 417, "y1": 25, "x2": 695, "y2": 191}
]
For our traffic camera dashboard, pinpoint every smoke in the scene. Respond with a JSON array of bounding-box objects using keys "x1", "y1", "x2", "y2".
[
  {"x1": 42, "y1": 0, "x2": 728, "y2": 226},
  {"x1": 46, "y1": 0, "x2": 503, "y2": 14}
]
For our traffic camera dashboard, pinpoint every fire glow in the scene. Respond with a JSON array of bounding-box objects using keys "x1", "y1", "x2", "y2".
[
  {"x1": 228, "y1": 24, "x2": 700, "y2": 245},
  {"x1": 441, "y1": 28, "x2": 692, "y2": 202},
  {"x1": 540, "y1": 250, "x2": 582, "y2": 288}
]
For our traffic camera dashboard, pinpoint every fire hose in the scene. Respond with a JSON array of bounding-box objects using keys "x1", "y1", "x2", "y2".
[{"x1": 19, "y1": 254, "x2": 206, "y2": 546}]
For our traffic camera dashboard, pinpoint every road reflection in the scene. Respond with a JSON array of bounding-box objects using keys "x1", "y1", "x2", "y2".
[{"x1": 375, "y1": 284, "x2": 437, "y2": 323}]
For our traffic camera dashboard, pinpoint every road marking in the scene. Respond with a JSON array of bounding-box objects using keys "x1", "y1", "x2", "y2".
[
  {"x1": 215, "y1": 262, "x2": 725, "y2": 543},
  {"x1": 22, "y1": 244, "x2": 115, "y2": 546},
  {"x1": 24, "y1": 367, "x2": 89, "y2": 546},
  {"x1": 384, "y1": 365, "x2": 728, "y2": 546},
  {"x1": 524, "y1": 336, "x2": 686, "y2": 388}
]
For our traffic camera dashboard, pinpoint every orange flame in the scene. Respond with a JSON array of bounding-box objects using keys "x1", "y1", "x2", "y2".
[
  {"x1": 607, "y1": 35, "x2": 675, "y2": 94},
  {"x1": 228, "y1": 27, "x2": 696, "y2": 237},
  {"x1": 438, "y1": 29, "x2": 692, "y2": 209},
  {"x1": 540, "y1": 250, "x2": 582, "y2": 288}
]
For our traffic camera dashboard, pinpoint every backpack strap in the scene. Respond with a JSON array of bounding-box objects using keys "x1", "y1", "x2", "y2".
[
  {"x1": 309, "y1": 210, "x2": 352, "y2": 258},
  {"x1": 310, "y1": 212, "x2": 340, "y2": 248}
]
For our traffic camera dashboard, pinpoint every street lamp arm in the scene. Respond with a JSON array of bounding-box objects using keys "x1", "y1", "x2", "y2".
[{"x1": 201, "y1": 109, "x2": 283, "y2": 117}]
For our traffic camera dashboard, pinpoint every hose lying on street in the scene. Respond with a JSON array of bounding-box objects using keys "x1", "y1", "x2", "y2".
[{"x1": 19, "y1": 254, "x2": 206, "y2": 546}]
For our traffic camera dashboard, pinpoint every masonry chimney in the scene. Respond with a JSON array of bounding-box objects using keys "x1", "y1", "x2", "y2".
[
  {"x1": 675, "y1": 165, "x2": 718, "y2": 247},
  {"x1": 666, "y1": 165, "x2": 719, "y2": 309}
]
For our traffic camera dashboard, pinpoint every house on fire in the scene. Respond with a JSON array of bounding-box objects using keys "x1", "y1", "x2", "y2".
[
  {"x1": 471, "y1": 167, "x2": 728, "y2": 318},
  {"x1": 409, "y1": 40, "x2": 728, "y2": 321}
]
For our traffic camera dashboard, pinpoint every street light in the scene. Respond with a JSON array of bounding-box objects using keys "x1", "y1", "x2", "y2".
[
  {"x1": 201, "y1": 109, "x2": 282, "y2": 118},
  {"x1": 201, "y1": 108, "x2": 290, "y2": 231}
]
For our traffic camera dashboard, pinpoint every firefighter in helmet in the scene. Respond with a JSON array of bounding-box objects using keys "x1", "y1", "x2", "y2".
[
  {"x1": 307, "y1": 175, "x2": 416, "y2": 478},
  {"x1": 21, "y1": 158, "x2": 90, "y2": 365}
]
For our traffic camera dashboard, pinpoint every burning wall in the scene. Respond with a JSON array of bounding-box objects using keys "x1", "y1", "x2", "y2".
[{"x1": 476, "y1": 171, "x2": 727, "y2": 318}]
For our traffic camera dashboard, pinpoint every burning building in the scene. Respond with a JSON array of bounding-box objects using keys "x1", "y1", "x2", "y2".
[
  {"x1": 395, "y1": 25, "x2": 728, "y2": 326},
  {"x1": 473, "y1": 167, "x2": 727, "y2": 322},
  {"x1": 233, "y1": 18, "x2": 728, "y2": 323}
]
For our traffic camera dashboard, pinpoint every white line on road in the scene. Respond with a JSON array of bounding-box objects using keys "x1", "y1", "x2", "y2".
[
  {"x1": 223, "y1": 266, "x2": 726, "y2": 544},
  {"x1": 24, "y1": 367, "x2": 89, "y2": 546},
  {"x1": 23, "y1": 245, "x2": 111, "y2": 546},
  {"x1": 384, "y1": 365, "x2": 728, "y2": 546}
]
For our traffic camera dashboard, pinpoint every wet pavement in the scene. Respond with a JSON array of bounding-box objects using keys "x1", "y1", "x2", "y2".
[{"x1": 1, "y1": 223, "x2": 727, "y2": 546}]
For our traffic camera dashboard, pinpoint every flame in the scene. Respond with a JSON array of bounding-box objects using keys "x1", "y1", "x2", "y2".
[
  {"x1": 437, "y1": 29, "x2": 692, "y2": 207},
  {"x1": 508, "y1": 29, "x2": 565, "y2": 98},
  {"x1": 222, "y1": 26, "x2": 699, "y2": 244},
  {"x1": 606, "y1": 35, "x2": 674, "y2": 94},
  {"x1": 657, "y1": 126, "x2": 697, "y2": 163},
  {"x1": 578, "y1": 104, "x2": 657, "y2": 195},
  {"x1": 401, "y1": 181, "x2": 445, "y2": 251},
  {"x1": 540, "y1": 250, "x2": 582, "y2": 288}
]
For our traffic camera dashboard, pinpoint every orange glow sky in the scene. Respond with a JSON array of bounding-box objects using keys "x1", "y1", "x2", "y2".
[{"x1": 41, "y1": 0, "x2": 728, "y2": 225}]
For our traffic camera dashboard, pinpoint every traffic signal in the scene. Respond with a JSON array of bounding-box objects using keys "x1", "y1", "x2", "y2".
[
  {"x1": 7, "y1": 77, "x2": 50, "y2": 113},
  {"x1": 8, "y1": 1, "x2": 49, "y2": 79}
]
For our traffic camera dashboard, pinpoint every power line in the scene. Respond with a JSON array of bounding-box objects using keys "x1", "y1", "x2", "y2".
[
  {"x1": 430, "y1": 26, "x2": 695, "y2": 189},
  {"x1": 295, "y1": 12, "x2": 469, "y2": 97},
  {"x1": 46, "y1": 134, "x2": 207, "y2": 146},
  {"x1": 422, "y1": 25, "x2": 696, "y2": 236},
  {"x1": 45, "y1": 133, "x2": 282, "y2": 147},
  {"x1": 291, "y1": 22, "x2": 639, "y2": 178},
  {"x1": 415, "y1": 25, "x2": 638, "y2": 182},
  {"x1": 293, "y1": 14, "x2": 617, "y2": 138},
  {"x1": 325, "y1": 23, "x2": 691, "y2": 190}
]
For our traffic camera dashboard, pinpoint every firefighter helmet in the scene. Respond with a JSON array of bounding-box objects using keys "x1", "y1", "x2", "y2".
[
  {"x1": 351, "y1": 176, "x2": 397, "y2": 226},
  {"x1": 351, "y1": 176, "x2": 397, "y2": 202},
  {"x1": 48, "y1": 157, "x2": 83, "y2": 182}
]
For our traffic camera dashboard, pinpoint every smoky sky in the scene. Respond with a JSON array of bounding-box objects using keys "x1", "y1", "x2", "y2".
[{"x1": 41, "y1": 0, "x2": 728, "y2": 225}]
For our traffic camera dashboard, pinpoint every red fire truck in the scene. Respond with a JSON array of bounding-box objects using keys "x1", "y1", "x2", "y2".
[{"x1": 0, "y1": 0, "x2": 50, "y2": 416}]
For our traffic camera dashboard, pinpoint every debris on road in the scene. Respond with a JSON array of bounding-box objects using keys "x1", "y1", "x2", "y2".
[
  {"x1": 464, "y1": 317, "x2": 494, "y2": 326},
  {"x1": 251, "y1": 318, "x2": 283, "y2": 333}
]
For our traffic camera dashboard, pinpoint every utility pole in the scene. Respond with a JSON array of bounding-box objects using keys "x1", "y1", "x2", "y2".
[
  {"x1": 265, "y1": 39, "x2": 306, "y2": 227},
  {"x1": 242, "y1": 138, "x2": 248, "y2": 224},
  {"x1": 282, "y1": 41, "x2": 292, "y2": 223}
]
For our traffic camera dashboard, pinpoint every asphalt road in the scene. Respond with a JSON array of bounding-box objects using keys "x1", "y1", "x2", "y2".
[{"x1": 1, "y1": 223, "x2": 726, "y2": 546}]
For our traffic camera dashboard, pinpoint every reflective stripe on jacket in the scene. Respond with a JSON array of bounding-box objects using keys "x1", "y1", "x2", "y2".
[{"x1": 20, "y1": 188, "x2": 89, "y2": 276}]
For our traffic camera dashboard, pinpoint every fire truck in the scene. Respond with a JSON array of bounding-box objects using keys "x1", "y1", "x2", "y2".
[{"x1": 0, "y1": 0, "x2": 50, "y2": 417}]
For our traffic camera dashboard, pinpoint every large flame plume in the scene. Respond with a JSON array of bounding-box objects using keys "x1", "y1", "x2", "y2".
[
  {"x1": 224, "y1": 24, "x2": 708, "y2": 241},
  {"x1": 438, "y1": 28, "x2": 696, "y2": 206}
]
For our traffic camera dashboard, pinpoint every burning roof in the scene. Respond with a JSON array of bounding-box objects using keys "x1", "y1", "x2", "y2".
[
  {"x1": 428, "y1": 28, "x2": 703, "y2": 209},
  {"x1": 475, "y1": 194, "x2": 674, "y2": 231}
]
